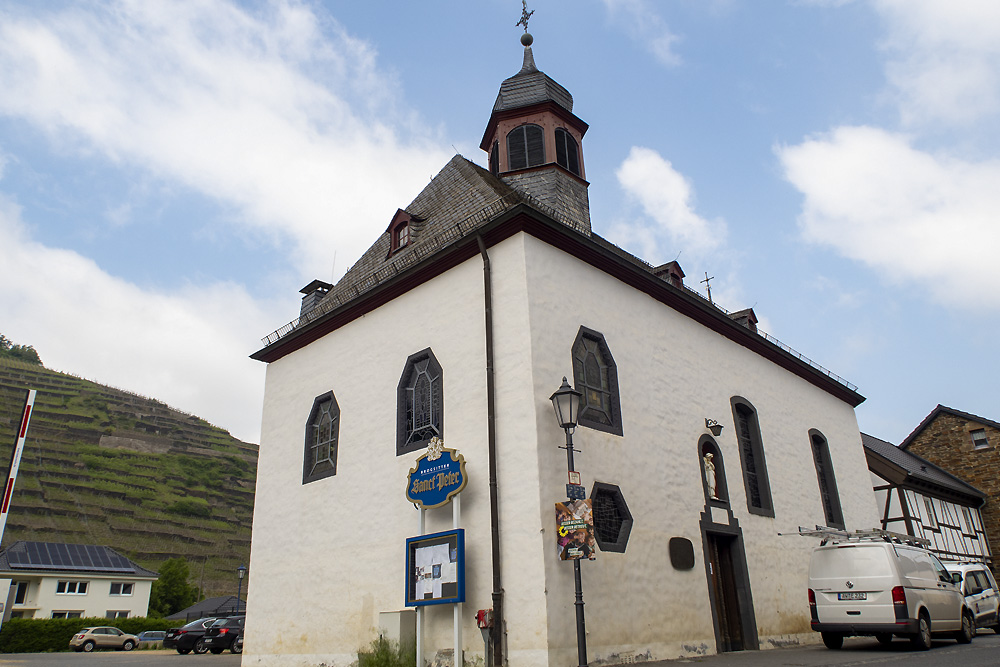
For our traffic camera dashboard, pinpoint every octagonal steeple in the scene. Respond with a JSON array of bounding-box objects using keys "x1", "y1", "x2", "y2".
[{"x1": 480, "y1": 32, "x2": 591, "y2": 234}]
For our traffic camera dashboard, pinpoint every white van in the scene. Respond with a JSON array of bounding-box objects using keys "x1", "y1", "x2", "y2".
[{"x1": 808, "y1": 535, "x2": 972, "y2": 650}]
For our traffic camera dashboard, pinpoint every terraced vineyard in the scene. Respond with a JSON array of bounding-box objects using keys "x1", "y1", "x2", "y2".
[{"x1": 0, "y1": 357, "x2": 257, "y2": 599}]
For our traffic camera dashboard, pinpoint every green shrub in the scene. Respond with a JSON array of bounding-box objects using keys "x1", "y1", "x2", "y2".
[
  {"x1": 358, "y1": 636, "x2": 416, "y2": 667},
  {"x1": 166, "y1": 498, "x2": 211, "y2": 517},
  {"x1": 0, "y1": 617, "x2": 174, "y2": 653}
]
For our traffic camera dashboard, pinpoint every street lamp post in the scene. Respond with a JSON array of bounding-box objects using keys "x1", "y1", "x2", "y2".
[
  {"x1": 550, "y1": 377, "x2": 587, "y2": 667},
  {"x1": 236, "y1": 564, "x2": 247, "y2": 614}
]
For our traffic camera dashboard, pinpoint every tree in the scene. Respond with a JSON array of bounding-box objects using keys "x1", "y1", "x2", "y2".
[
  {"x1": 0, "y1": 334, "x2": 42, "y2": 365},
  {"x1": 148, "y1": 557, "x2": 200, "y2": 617}
]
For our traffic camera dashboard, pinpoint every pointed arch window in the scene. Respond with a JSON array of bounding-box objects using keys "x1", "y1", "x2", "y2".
[
  {"x1": 507, "y1": 124, "x2": 544, "y2": 171},
  {"x1": 555, "y1": 128, "x2": 580, "y2": 176},
  {"x1": 571, "y1": 327, "x2": 623, "y2": 436},
  {"x1": 730, "y1": 398, "x2": 773, "y2": 517},
  {"x1": 397, "y1": 348, "x2": 443, "y2": 456},
  {"x1": 810, "y1": 430, "x2": 844, "y2": 529},
  {"x1": 303, "y1": 391, "x2": 339, "y2": 484}
]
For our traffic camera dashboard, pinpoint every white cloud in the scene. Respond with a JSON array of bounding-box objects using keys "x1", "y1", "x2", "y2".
[
  {"x1": 0, "y1": 195, "x2": 270, "y2": 443},
  {"x1": 778, "y1": 125, "x2": 1000, "y2": 309},
  {"x1": 0, "y1": 0, "x2": 451, "y2": 283},
  {"x1": 600, "y1": 0, "x2": 681, "y2": 67},
  {"x1": 874, "y1": 0, "x2": 1000, "y2": 126},
  {"x1": 614, "y1": 146, "x2": 727, "y2": 261}
]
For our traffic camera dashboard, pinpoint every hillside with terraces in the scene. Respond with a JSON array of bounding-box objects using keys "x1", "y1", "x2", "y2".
[{"x1": 0, "y1": 357, "x2": 257, "y2": 600}]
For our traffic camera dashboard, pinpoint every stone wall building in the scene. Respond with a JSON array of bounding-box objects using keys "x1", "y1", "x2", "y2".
[{"x1": 901, "y1": 405, "x2": 1000, "y2": 569}]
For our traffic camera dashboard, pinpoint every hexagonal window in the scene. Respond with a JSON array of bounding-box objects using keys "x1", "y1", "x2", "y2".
[{"x1": 591, "y1": 482, "x2": 632, "y2": 553}]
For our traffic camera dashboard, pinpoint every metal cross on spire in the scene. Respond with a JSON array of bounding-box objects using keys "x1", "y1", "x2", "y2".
[
  {"x1": 701, "y1": 272, "x2": 715, "y2": 304},
  {"x1": 517, "y1": 0, "x2": 534, "y2": 33}
]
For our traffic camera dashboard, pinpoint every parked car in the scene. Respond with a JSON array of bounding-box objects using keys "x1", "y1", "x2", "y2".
[
  {"x1": 202, "y1": 615, "x2": 244, "y2": 654},
  {"x1": 945, "y1": 562, "x2": 1000, "y2": 634},
  {"x1": 137, "y1": 630, "x2": 166, "y2": 643},
  {"x1": 808, "y1": 534, "x2": 973, "y2": 650},
  {"x1": 69, "y1": 627, "x2": 139, "y2": 652},
  {"x1": 163, "y1": 617, "x2": 217, "y2": 655}
]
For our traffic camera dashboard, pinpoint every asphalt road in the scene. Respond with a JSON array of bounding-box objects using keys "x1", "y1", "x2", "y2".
[{"x1": 645, "y1": 631, "x2": 1000, "y2": 666}]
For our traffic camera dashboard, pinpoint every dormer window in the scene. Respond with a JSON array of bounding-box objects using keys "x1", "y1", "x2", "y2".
[
  {"x1": 507, "y1": 124, "x2": 544, "y2": 170},
  {"x1": 555, "y1": 128, "x2": 580, "y2": 176},
  {"x1": 387, "y1": 209, "x2": 414, "y2": 256}
]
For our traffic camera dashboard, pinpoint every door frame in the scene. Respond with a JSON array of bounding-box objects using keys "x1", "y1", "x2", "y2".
[{"x1": 700, "y1": 513, "x2": 758, "y2": 652}]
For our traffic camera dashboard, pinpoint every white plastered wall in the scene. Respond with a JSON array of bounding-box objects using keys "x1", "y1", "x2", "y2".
[
  {"x1": 12, "y1": 574, "x2": 152, "y2": 619},
  {"x1": 516, "y1": 235, "x2": 878, "y2": 663},
  {"x1": 245, "y1": 237, "x2": 552, "y2": 667},
  {"x1": 246, "y1": 230, "x2": 879, "y2": 666}
]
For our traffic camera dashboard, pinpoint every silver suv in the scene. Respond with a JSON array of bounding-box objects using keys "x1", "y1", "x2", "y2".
[
  {"x1": 808, "y1": 534, "x2": 972, "y2": 650},
  {"x1": 945, "y1": 562, "x2": 1000, "y2": 635}
]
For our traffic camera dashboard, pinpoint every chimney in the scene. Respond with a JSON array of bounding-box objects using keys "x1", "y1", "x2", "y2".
[
  {"x1": 299, "y1": 280, "x2": 333, "y2": 319},
  {"x1": 653, "y1": 261, "x2": 685, "y2": 289}
]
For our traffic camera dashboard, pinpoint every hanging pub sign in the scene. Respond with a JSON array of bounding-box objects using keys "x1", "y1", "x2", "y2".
[
  {"x1": 406, "y1": 437, "x2": 468, "y2": 509},
  {"x1": 555, "y1": 498, "x2": 596, "y2": 561}
]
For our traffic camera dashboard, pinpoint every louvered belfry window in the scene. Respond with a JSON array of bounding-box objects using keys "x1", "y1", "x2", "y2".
[
  {"x1": 507, "y1": 124, "x2": 545, "y2": 171},
  {"x1": 490, "y1": 140, "x2": 500, "y2": 175},
  {"x1": 555, "y1": 128, "x2": 580, "y2": 175},
  {"x1": 397, "y1": 349, "x2": 443, "y2": 455}
]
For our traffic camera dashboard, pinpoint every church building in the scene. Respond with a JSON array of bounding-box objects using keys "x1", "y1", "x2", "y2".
[{"x1": 244, "y1": 29, "x2": 878, "y2": 667}]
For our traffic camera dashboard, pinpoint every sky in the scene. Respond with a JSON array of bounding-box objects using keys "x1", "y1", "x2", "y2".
[{"x1": 0, "y1": 0, "x2": 997, "y2": 446}]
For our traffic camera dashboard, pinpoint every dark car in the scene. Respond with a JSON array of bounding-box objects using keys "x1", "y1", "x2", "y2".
[
  {"x1": 163, "y1": 617, "x2": 217, "y2": 654},
  {"x1": 202, "y1": 615, "x2": 244, "y2": 654}
]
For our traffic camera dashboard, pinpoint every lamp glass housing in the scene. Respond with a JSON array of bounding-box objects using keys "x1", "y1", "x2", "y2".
[{"x1": 550, "y1": 377, "x2": 582, "y2": 430}]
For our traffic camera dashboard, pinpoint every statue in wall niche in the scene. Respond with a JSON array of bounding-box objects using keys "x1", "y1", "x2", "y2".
[{"x1": 703, "y1": 452, "x2": 719, "y2": 500}]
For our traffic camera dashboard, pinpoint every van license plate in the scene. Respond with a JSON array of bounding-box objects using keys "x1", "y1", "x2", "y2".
[{"x1": 838, "y1": 592, "x2": 866, "y2": 600}]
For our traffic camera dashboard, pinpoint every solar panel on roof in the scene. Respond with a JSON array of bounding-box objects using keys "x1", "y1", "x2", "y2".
[
  {"x1": 5, "y1": 542, "x2": 136, "y2": 572},
  {"x1": 64, "y1": 544, "x2": 83, "y2": 567}
]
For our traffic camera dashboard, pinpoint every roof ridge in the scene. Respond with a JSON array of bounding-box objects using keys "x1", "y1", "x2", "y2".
[{"x1": 899, "y1": 404, "x2": 1000, "y2": 450}]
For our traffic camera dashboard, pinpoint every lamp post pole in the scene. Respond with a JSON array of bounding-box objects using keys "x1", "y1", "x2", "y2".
[
  {"x1": 236, "y1": 564, "x2": 247, "y2": 613},
  {"x1": 565, "y1": 427, "x2": 587, "y2": 667},
  {"x1": 551, "y1": 378, "x2": 588, "y2": 667}
]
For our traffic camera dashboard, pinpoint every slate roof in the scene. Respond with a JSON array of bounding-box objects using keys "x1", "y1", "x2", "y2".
[
  {"x1": 862, "y1": 432, "x2": 984, "y2": 501},
  {"x1": 166, "y1": 595, "x2": 245, "y2": 621},
  {"x1": 492, "y1": 45, "x2": 573, "y2": 114},
  {"x1": 0, "y1": 541, "x2": 158, "y2": 577},
  {"x1": 301, "y1": 156, "x2": 521, "y2": 323},
  {"x1": 899, "y1": 404, "x2": 1000, "y2": 450}
]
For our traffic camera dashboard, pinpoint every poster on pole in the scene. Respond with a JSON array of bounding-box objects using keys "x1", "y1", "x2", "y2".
[{"x1": 555, "y1": 499, "x2": 596, "y2": 561}]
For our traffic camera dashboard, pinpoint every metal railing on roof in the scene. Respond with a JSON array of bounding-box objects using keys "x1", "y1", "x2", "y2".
[
  {"x1": 260, "y1": 192, "x2": 524, "y2": 347},
  {"x1": 672, "y1": 282, "x2": 858, "y2": 393},
  {"x1": 258, "y1": 193, "x2": 858, "y2": 395}
]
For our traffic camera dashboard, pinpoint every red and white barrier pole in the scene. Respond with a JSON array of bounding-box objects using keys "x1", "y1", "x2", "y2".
[{"x1": 0, "y1": 390, "x2": 36, "y2": 545}]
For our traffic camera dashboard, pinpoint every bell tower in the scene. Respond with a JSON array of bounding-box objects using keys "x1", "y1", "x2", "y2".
[{"x1": 480, "y1": 30, "x2": 591, "y2": 235}]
